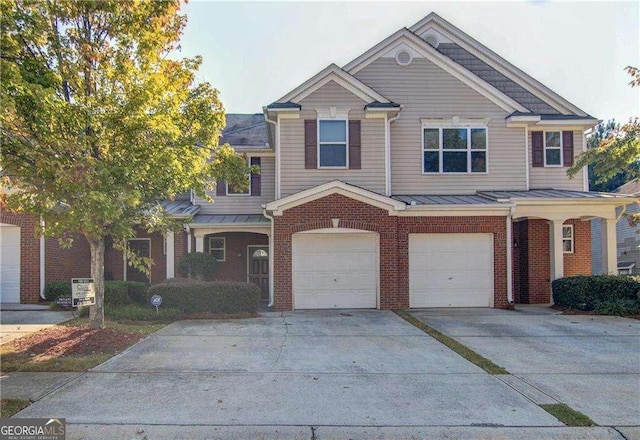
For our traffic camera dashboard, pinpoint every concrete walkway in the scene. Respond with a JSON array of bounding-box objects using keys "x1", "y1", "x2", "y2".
[
  {"x1": 0, "y1": 304, "x2": 73, "y2": 345},
  {"x1": 411, "y1": 306, "x2": 640, "y2": 427},
  {"x1": 9, "y1": 309, "x2": 636, "y2": 439}
]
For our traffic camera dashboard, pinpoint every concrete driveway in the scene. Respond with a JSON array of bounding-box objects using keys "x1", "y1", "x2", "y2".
[
  {"x1": 0, "y1": 304, "x2": 73, "y2": 345},
  {"x1": 14, "y1": 309, "x2": 612, "y2": 439},
  {"x1": 411, "y1": 306, "x2": 640, "y2": 427}
]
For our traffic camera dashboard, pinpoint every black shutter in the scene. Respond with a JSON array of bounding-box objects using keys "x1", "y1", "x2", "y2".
[
  {"x1": 531, "y1": 131, "x2": 543, "y2": 167},
  {"x1": 562, "y1": 131, "x2": 574, "y2": 167},
  {"x1": 250, "y1": 157, "x2": 261, "y2": 196},
  {"x1": 349, "y1": 120, "x2": 361, "y2": 169},
  {"x1": 216, "y1": 179, "x2": 225, "y2": 196},
  {"x1": 305, "y1": 119, "x2": 317, "y2": 169}
]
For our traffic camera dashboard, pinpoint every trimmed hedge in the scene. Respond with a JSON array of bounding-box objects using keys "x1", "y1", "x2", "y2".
[
  {"x1": 552, "y1": 275, "x2": 640, "y2": 313},
  {"x1": 147, "y1": 278, "x2": 261, "y2": 314},
  {"x1": 79, "y1": 303, "x2": 182, "y2": 321},
  {"x1": 43, "y1": 280, "x2": 149, "y2": 305},
  {"x1": 177, "y1": 252, "x2": 217, "y2": 280}
]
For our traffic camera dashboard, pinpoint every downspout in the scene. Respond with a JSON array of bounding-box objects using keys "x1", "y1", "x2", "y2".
[
  {"x1": 262, "y1": 207, "x2": 275, "y2": 308},
  {"x1": 386, "y1": 112, "x2": 400, "y2": 197},
  {"x1": 39, "y1": 218, "x2": 46, "y2": 300},
  {"x1": 506, "y1": 207, "x2": 514, "y2": 305},
  {"x1": 524, "y1": 125, "x2": 530, "y2": 191}
]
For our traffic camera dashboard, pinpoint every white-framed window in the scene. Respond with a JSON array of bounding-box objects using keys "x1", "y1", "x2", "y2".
[
  {"x1": 209, "y1": 236, "x2": 226, "y2": 261},
  {"x1": 422, "y1": 126, "x2": 487, "y2": 173},
  {"x1": 562, "y1": 225, "x2": 574, "y2": 254},
  {"x1": 544, "y1": 131, "x2": 562, "y2": 167},
  {"x1": 226, "y1": 158, "x2": 251, "y2": 196},
  {"x1": 318, "y1": 119, "x2": 348, "y2": 168}
]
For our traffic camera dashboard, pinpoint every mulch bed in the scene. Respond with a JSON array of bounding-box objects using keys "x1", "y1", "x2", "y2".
[
  {"x1": 8, "y1": 325, "x2": 144, "y2": 360},
  {"x1": 552, "y1": 305, "x2": 640, "y2": 320}
]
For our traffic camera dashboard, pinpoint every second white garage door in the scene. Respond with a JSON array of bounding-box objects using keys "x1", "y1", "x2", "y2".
[
  {"x1": 0, "y1": 224, "x2": 21, "y2": 304},
  {"x1": 409, "y1": 233, "x2": 493, "y2": 308},
  {"x1": 293, "y1": 232, "x2": 378, "y2": 309}
]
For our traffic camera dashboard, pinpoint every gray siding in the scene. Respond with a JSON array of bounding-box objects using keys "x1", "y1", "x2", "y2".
[
  {"x1": 196, "y1": 155, "x2": 275, "y2": 214},
  {"x1": 591, "y1": 218, "x2": 604, "y2": 274},
  {"x1": 354, "y1": 57, "x2": 527, "y2": 195},
  {"x1": 591, "y1": 204, "x2": 639, "y2": 275},
  {"x1": 529, "y1": 130, "x2": 585, "y2": 191},
  {"x1": 279, "y1": 80, "x2": 386, "y2": 197}
]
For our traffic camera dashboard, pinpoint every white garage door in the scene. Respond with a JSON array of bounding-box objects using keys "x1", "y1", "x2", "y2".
[
  {"x1": 293, "y1": 232, "x2": 378, "y2": 309},
  {"x1": 0, "y1": 224, "x2": 21, "y2": 303},
  {"x1": 410, "y1": 233, "x2": 493, "y2": 308}
]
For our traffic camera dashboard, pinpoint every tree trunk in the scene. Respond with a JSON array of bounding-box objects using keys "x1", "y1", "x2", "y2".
[{"x1": 86, "y1": 235, "x2": 105, "y2": 329}]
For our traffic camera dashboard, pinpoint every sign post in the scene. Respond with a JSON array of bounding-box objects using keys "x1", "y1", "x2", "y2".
[{"x1": 71, "y1": 278, "x2": 96, "y2": 307}]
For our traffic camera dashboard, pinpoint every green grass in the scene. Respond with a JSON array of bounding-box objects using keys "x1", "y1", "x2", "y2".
[
  {"x1": 541, "y1": 403, "x2": 595, "y2": 426},
  {"x1": 1, "y1": 398, "x2": 30, "y2": 417},
  {"x1": 394, "y1": 309, "x2": 509, "y2": 375},
  {"x1": 1, "y1": 354, "x2": 115, "y2": 372}
]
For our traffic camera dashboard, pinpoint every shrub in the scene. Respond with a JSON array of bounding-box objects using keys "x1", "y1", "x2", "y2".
[
  {"x1": 176, "y1": 252, "x2": 217, "y2": 280},
  {"x1": 147, "y1": 278, "x2": 260, "y2": 314},
  {"x1": 44, "y1": 281, "x2": 71, "y2": 301},
  {"x1": 103, "y1": 281, "x2": 131, "y2": 306},
  {"x1": 552, "y1": 275, "x2": 640, "y2": 312},
  {"x1": 78, "y1": 303, "x2": 182, "y2": 321},
  {"x1": 595, "y1": 299, "x2": 639, "y2": 316}
]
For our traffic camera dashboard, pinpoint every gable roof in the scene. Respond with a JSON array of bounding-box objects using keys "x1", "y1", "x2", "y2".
[
  {"x1": 269, "y1": 64, "x2": 394, "y2": 108},
  {"x1": 221, "y1": 114, "x2": 270, "y2": 147},
  {"x1": 408, "y1": 13, "x2": 588, "y2": 117},
  {"x1": 343, "y1": 28, "x2": 528, "y2": 113}
]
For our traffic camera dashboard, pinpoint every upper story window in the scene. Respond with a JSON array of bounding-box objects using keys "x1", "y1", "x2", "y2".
[
  {"x1": 219, "y1": 156, "x2": 261, "y2": 197},
  {"x1": 318, "y1": 120, "x2": 348, "y2": 168},
  {"x1": 423, "y1": 126, "x2": 487, "y2": 174},
  {"x1": 544, "y1": 131, "x2": 562, "y2": 167},
  {"x1": 227, "y1": 180, "x2": 250, "y2": 196}
]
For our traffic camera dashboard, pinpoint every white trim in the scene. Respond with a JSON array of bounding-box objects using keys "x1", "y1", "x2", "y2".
[
  {"x1": 265, "y1": 180, "x2": 406, "y2": 216},
  {"x1": 421, "y1": 125, "x2": 488, "y2": 174},
  {"x1": 543, "y1": 130, "x2": 563, "y2": 167},
  {"x1": 408, "y1": 13, "x2": 589, "y2": 116},
  {"x1": 317, "y1": 119, "x2": 349, "y2": 169},
  {"x1": 39, "y1": 218, "x2": 46, "y2": 300},
  {"x1": 275, "y1": 114, "x2": 281, "y2": 199},
  {"x1": 277, "y1": 64, "x2": 390, "y2": 105},
  {"x1": 208, "y1": 236, "x2": 226, "y2": 262},
  {"x1": 524, "y1": 126, "x2": 530, "y2": 191},
  {"x1": 506, "y1": 211, "x2": 513, "y2": 304},
  {"x1": 582, "y1": 130, "x2": 589, "y2": 191},
  {"x1": 562, "y1": 224, "x2": 574, "y2": 254},
  {"x1": 166, "y1": 231, "x2": 175, "y2": 279},
  {"x1": 344, "y1": 30, "x2": 527, "y2": 113}
]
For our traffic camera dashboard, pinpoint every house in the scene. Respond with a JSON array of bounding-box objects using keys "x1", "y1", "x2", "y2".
[
  {"x1": 592, "y1": 180, "x2": 640, "y2": 275},
  {"x1": 1, "y1": 13, "x2": 635, "y2": 309}
]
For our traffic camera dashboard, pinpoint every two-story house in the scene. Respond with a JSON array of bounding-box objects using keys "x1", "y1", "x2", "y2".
[{"x1": 2, "y1": 13, "x2": 634, "y2": 308}]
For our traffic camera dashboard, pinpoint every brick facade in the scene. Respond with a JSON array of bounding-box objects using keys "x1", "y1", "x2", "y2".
[
  {"x1": 104, "y1": 230, "x2": 166, "y2": 285},
  {"x1": 0, "y1": 211, "x2": 41, "y2": 303},
  {"x1": 45, "y1": 235, "x2": 91, "y2": 284},
  {"x1": 202, "y1": 232, "x2": 268, "y2": 282},
  {"x1": 272, "y1": 193, "x2": 510, "y2": 311}
]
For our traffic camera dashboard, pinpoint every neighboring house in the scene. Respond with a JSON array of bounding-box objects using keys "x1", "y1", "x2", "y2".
[
  {"x1": 2, "y1": 13, "x2": 636, "y2": 309},
  {"x1": 592, "y1": 180, "x2": 640, "y2": 275}
]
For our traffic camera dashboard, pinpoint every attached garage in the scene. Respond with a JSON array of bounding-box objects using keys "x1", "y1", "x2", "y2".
[
  {"x1": 1, "y1": 223, "x2": 21, "y2": 303},
  {"x1": 409, "y1": 233, "x2": 493, "y2": 308},
  {"x1": 292, "y1": 230, "x2": 378, "y2": 309}
]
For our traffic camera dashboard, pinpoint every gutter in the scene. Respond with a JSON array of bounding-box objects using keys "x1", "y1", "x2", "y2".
[
  {"x1": 262, "y1": 206, "x2": 275, "y2": 308},
  {"x1": 506, "y1": 207, "x2": 514, "y2": 305},
  {"x1": 385, "y1": 112, "x2": 400, "y2": 196}
]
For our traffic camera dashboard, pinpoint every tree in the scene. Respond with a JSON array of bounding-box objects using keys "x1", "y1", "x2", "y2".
[
  {"x1": 569, "y1": 67, "x2": 640, "y2": 191},
  {"x1": 0, "y1": 0, "x2": 251, "y2": 328}
]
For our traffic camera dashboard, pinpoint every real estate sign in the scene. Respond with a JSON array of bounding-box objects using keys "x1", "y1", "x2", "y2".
[{"x1": 71, "y1": 278, "x2": 96, "y2": 307}]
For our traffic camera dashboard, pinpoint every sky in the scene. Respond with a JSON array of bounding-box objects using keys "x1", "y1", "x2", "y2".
[{"x1": 178, "y1": 1, "x2": 639, "y2": 122}]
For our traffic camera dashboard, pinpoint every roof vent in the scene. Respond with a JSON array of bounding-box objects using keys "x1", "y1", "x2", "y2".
[
  {"x1": 424, "y1": 34, "x2": 440, "y2": 49},
  {"x1": 395, "y1": 50, "x2": 412, "y2": 66}
]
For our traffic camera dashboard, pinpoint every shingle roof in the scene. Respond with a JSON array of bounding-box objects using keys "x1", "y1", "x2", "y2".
[
  {"x1": 190, "y1": 214, "x2": 270, "y2": 225},
  {"x1": 436, "y1": 43, "x2": 559, "y2": 114},
  {"x1": 509, "y1": 111, "x2": 595, "y2": 121},
  {"x1": 220, "y1": 114, "x2": 270, "y2": 147},
  {"x1": 266, "y1": 102, "x2": 302, "y2": 109}
]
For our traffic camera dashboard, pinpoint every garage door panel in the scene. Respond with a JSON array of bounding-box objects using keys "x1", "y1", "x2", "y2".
[
  {"x1": 0, "y1": 225, "x2": 21, "y2": 303},
  {"x1": 410, "y1": 233, "x2": 493, "y2": 308},
  {"x1": 293, "y1": 233, "x2": 378, "y2": 309}
]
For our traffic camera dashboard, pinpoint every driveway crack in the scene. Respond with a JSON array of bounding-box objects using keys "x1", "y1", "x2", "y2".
[{"x1": 271, "y1": 312, "x2": 289, "y2": 369}]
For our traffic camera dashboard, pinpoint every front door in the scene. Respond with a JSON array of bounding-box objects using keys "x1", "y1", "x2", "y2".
[
  {"x1": 248, "y1": 246, "x2": 269, "y2": 300},
  {"x1": 127, "y1": 239, "x2": 150, "y2": 283}
]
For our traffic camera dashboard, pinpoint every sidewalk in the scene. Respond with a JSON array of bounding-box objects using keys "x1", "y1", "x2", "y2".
[{"x1": 0, "y1": 304, "x2": 73, "y2": 345}]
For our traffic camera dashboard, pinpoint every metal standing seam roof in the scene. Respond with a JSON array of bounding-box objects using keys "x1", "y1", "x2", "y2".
[
  {"x1": 190, "y1": 214, "x2": 270, "y2": 225},
  {"x1": 392, "y1": 194, "x2": 508, "y2": 205},
  {"x1": 161, "y1": 200, "x2": 201, "y2": 217},
  {"x1": 478, "y1": 189, "x2": 629, "y2": 200}
]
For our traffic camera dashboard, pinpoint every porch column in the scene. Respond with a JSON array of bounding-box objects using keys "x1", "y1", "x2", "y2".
[
  {"x1": 194, "y1": 231, "x2": 205, "y2": 253},
  {"x1": 549, "y1": 219, "x2": 565, "y2": 281},
  {"x1": 166, "y1": 231, "x2": 175, "y2": 279},
  {"x1": 601, "y1": 218, "x2": 617, "y2": 274}
]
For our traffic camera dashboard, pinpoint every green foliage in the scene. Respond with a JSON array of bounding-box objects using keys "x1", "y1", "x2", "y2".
[
  {"x1": 552, "y1": 275, "x2": 640, "y2": 313},
  {"x1": 0, "y1": 0, "x2": 251, "y2": 328},
  {"x1": 147, "y1": 278, "x2": 261, "y2": 314},
  {"x1": 176, "y1": 252, "x2": 217, "y2": 280},
  {"x1": 79, "y1": 303, "x2": 181, "y2": 321},
  {"x1": 104, "y1": 281, "x2": 130, "y2": 306},
  {"x1": 44, "y1": 281, "x2": 71, "y2": 301},
  {"x1": 594, "y1": 299, "x2": 639, "y2": 316}
]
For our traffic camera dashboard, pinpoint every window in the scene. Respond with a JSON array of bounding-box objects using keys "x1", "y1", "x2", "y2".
[
  {"x1": 562, "y1": 225, "x2": 574, "y2": 254},
  {"x1": 226, "y1": 159, "x2": 251, "y2": 195},
  {"x1": 423, "y1": 126, "x2": 487, "y2": 173},
  {"x1": 318, "y1": 120, "x2": 347, "y2": 168},
  {"x1": 544, "y1": 131, "x2": 562, "y2": 166},
  {"x1": 209, "y1": 237, "x2": 226, "y2": 261}
]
